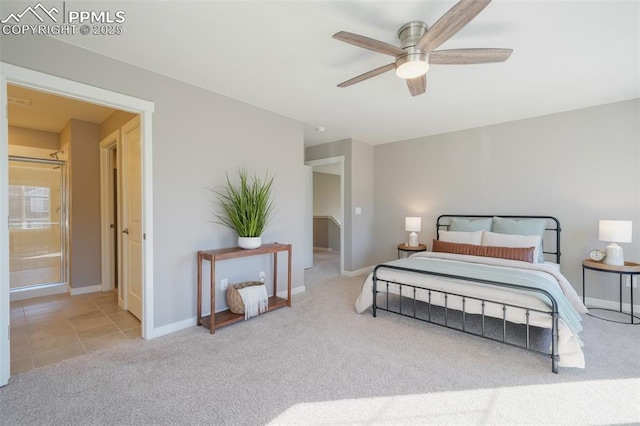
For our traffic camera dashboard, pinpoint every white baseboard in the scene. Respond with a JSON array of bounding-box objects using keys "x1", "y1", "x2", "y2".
[
  {"x1": 278, "y1": 285, "x2": 305, "y2": 299},
  {"x1": 147, "y1": 285, "x2": 305, "y2": 340},
  {"x1": 585, "y1": 296, "x2": 640, "y2": 315},
  {"x1": 343, "y1": 266, "x2": 374, "y2": 277},
  {"x1": 146, "y1": 316, "x2": 197, "y2": 339},
  {"x1": 69, "y1": 284, "x2": 102, "y2": 296},
  {"x1": 10, "y1": 282, "x2": 68, "y2": 301}
]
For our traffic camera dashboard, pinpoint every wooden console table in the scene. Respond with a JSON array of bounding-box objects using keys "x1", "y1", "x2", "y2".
[{"x1": 197, "y1": 243, "x2": 292, "y2": 333}]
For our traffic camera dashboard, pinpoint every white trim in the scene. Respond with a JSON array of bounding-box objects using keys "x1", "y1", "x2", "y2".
[
  {"x1": 305, "y1": 156, "x2": 345, "y2": 274},
  {"x1": 99, "y1": 130, "x2": 120, "y2": 293},
  {"x1": 10, "y1": 282, "x2": 68, "y2": 301},
  {"x1": 278, "y1": 285, "x2": 306, "y2": 299},
  {"x1": 0, "y1": 74, "x2": 10, "y2": 387},
  {"x1": 141, "y1": 112, "x2": 154, "y2": 340},
  {"x1": 1, "y1": 64, "x2": 154, "y2": 114},
  {"x1": 70, "y1": 284, "x2": 102, "y2": 296},
  {"x1": 585, "y1": 297, "x2": 640, "y2": 316},
  {"x1": 0, "y1": 63, "x2": 156, "y2": 384},
  {"x1": 313, "y1": 247, "x2": 335, "y2": 251},
  {"x1": 147, "y1": 288, "x2": 306, "y2": 339},
  {"x1": 146, "y1": 317, "x2": 197, "y2": 339},
  {"x1": 343, "y1": 266, "x2": 373, "y2": 277}
]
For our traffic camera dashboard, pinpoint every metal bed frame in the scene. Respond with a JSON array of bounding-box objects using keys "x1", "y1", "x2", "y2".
[{"x1": 372, "y1": 215, "x2": 563, "y2": 373}]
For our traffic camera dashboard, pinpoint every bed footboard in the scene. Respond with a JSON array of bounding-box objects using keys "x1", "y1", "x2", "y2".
[{"x1": 373, "y1": 264, "x2": 560, "y2": 374}]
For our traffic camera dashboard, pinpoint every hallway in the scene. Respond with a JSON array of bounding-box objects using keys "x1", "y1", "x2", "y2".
[{"x1": 304, "y1": 248, "x2": 341, "y2": 287}]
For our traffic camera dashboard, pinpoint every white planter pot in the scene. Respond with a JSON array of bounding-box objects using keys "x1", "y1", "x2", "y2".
[{"x1": 238, "y1": 236, "x2": 262, "y2": 249}]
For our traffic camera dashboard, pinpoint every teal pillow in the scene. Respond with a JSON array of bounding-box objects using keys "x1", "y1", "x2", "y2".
[
  {"x1": 450, "y1": 217, "x2": 492, "y2": 232},
  {"x1": 491, "y1": 217, "x2": 547, "y2": 262}
]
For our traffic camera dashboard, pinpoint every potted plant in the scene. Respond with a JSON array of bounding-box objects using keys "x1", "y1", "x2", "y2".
[{"x1": 212, "y1": 167, "x2": 275, "y2": 249}]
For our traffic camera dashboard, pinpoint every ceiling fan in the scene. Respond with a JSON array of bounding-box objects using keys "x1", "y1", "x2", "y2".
[{"x1": 333, "y1": 0, "x2": 512, "y2": 96}]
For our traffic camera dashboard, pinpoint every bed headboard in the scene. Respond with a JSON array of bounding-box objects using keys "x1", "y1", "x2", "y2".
[{"x1": 436, "y1": 215, "x2": 562, "y2": 264}]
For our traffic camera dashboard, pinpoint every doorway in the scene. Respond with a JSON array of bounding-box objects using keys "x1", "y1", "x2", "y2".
[
  {"x1": 305, "y1": 157, "x2": 344, "y2": 275},
  {"x1": 100, "y1": 116, "x2": 144, "y2": 321},
  {"x1": 99, "y1": 132, "x2": 120, "y2": 297},
  {"x1": 1, "y1": 63, "x2": 155, "y2": 387}
]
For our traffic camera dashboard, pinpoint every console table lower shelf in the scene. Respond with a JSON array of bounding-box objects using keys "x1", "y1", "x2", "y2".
[
  {"x1": 198, "y1": 295, "x2": 288, "y2": 330},
  {"x1": 197, "y1": 243, "x2": 292, "y2": 333}
]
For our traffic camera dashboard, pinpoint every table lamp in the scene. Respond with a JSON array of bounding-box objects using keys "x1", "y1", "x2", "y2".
[
  {"x1": 405, "y1": 217, "x2": 421, "y2": 247},
  {"x1": 599, "y1": 220, "x2": 632, "y2": 266}
]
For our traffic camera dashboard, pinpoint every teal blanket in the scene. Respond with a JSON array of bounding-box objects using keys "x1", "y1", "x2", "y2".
[{"x1": 376, "y1": 257, "x2": 584, "y2": 338}]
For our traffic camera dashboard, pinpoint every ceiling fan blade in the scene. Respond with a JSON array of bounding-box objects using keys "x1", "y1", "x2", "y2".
[
  {"x1": 333, "y1": 31, "x2": 405, "y2": 57},
  {"x1": 415, "y1": 0, "x2": 492, "y2": 52},
  {"x1": 337, "y1": 63, "x2": 395, "y2": 88},
  {"x1": 430, "y1": 48, "x2": 513, "y2": 64},
  {"x1": 406, "y1": 75, "x2": 426, "y2": 97}
]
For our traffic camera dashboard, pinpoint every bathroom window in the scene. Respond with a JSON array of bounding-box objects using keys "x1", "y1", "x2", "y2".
[{"x1": 9, "y1": 183, "x2": 51, "y2": 229}]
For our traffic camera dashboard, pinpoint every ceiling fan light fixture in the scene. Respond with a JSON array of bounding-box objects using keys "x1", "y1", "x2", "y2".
[
  {"x1": 334, "y1": 1, "x2": 512, "y2": 95},
  {"x1": 395, "y1": 52, "x2": 429, "y2": 79}
]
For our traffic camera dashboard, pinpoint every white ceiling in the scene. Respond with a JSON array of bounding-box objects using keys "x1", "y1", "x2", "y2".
[{"x1": 51, "y1": 1, "x2": 639, "y2": 146}]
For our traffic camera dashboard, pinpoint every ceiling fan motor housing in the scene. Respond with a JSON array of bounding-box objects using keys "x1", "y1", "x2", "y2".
[
  {"x1": 396, "y1": 21, "x2": 430, "y2": 78},
  {"x1": 397, "y1": 21, "x2": 428, "y2": 49}
]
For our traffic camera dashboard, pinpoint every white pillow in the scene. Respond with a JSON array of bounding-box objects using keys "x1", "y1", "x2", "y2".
[
  {"x1": 439, "y1": 230, "x2": 483, "y2": 245},
  {"x1": 481, "y1": 231, "x2": 542, "y2": 263}
]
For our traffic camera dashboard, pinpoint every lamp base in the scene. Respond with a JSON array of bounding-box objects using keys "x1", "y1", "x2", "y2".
[
  {"x1": 603, "y1": 242, "x2": 624, "y2": 266},
  {"x1": 408, "y1": 232, "x2": 419, "y2": 247}
]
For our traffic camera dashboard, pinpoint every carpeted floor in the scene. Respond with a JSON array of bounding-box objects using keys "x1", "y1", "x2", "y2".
[{"x1": 1, "y1": 250, "x2": 639, "y2": 425}]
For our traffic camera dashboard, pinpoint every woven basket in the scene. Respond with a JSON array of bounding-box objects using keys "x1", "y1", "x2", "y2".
[{"x1": 226, "y1": 281, "x2": 264, "y2": 314}]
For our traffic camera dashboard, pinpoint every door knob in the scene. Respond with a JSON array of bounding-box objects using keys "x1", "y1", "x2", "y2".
[{"x1": 123, "y1": 228, "x2": 129, "y2": 234}]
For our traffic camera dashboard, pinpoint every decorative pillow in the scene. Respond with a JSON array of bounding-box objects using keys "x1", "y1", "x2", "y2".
[
  {"x1": 432, "y1": 239, "x2": 535, "y2": 263},
  {"x1": 491, "y1": 217, "x2": 547, "y2": 262},
  {"x1": 449, "y1": 217, "x2": 492, "y2": 232},
  {"x1": 438, "y1": 230, "x2": 483, "y2": 245},
  {"x1": 481, "y1": 231, "x2": 542, "y2": 263}
]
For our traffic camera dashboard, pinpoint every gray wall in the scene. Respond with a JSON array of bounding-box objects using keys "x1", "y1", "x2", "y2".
[
  {"x1": 351, "y1": 138, "x2": 375, "y2": 270},
  {"x1": 327, "y1": 219, "x2": 340, "y2": 252},
  {"x1": 63, "y1": 119, "x2": 101, "y2": 290},
  {"x1": 313, "y1": 172, "x2": 341, "y2": 224},
  {"x1": 373, "y1": 99, "x2": 640, "y2": 302},
  {"x1": 313, "y1": 217, "x2": 340, "y2": 251},
  {"x1": 312, "y1": 171, "x2": 342, "y2": 251},
  {"x1": 100, "y1": 110, "x2": 138, "y2": 140},
  {"x1": 306, "y1": 138, "x2": 375, "y2": 272},
  {"x1": 8, "y1": 126, "x2": 59, "y2": 150},
  {"x1": 1, "y1": 35, "x2": 305, "y2": 328}
]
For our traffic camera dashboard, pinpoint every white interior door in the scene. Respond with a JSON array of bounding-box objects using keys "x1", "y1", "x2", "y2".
[{"x1": 121, "y1": 116, "x2": 143, "y2": 320}]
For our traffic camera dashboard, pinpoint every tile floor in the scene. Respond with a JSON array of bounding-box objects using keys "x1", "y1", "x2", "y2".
[
  {"x1": 10, "y1": 252, "x2": 62, "y2": 289},
  {"x1": 10, "y1": 291, "x2": 140, "y2": 375}
]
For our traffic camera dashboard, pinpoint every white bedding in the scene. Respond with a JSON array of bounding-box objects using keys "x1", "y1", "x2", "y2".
[{"x1": 355, "y1": 252, "x2": 588, "y2": 368}]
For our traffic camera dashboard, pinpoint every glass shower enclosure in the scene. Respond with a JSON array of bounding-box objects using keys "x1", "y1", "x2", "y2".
[{"x1": 8, "y1": 157, "x2": 67, "y2": 290}]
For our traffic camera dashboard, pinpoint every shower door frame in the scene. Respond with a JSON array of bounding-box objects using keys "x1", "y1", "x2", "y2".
[{"x1": 8, "y1": 156, "x2": 69, "y2": 295}]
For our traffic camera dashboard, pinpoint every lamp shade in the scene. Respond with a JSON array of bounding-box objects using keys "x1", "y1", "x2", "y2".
[
  {"x1": 405, "y1": 217, "x2": 421, "y2": 232},
  {"x1": 599, "y1": 220, "x2": 632, "y2": 243}
]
